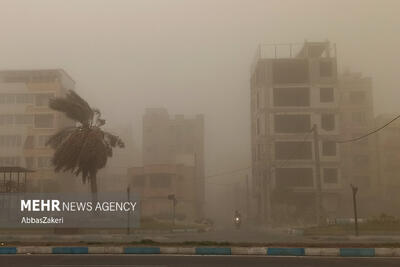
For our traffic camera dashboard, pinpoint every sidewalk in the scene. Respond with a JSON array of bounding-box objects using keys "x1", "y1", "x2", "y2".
[{"x1": 1, "y1": 245, "x2": 400, "y2": 257}]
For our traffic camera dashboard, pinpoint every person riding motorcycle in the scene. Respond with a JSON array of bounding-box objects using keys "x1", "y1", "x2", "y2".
[{"x1": 233, "y1": 210, "x2": 242, "y2": 229}]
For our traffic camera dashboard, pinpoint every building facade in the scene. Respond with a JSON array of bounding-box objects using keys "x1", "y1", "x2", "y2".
[
  {"x1": 374, "y1": 114, "x2": 400, "y2": 215},
  {"x1": 130, "y1": 108, "x2": 205, "y2": 219},
  {"x1": 250, "y1": 41, "x2": 341, "y2": 224},
  {"x1": 0, "y1": 69, "x2": 77, "y2": 192},
  {"x1": 339, "y1": 71, "x2": 379, "y2": 216}
]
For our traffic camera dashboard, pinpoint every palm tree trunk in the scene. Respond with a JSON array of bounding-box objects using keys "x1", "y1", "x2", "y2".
[{"x1": 90, "y1": 171, "x2": 98, "y2": 204}]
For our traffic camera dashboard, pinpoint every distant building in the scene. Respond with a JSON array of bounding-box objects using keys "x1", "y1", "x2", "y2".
[
  {"x1": 250, "y1": 41, "x2": 341, "y2": 223},
  {"x1": 0, "y1": 69, "x2": 77, "y2": 192},
  {"x1": 98, "y1": 125, "x2": 138, "y2": 192},
  {"x1": 338, "y1": 71, "x2": 382, "y2": 216},
  {"x1": 128, "y1": 163, "x2": 197, "y2": 220},
  {"x1": 375, "y1": 114, "x2": 400, "y2": 213},
  {"x1": 129, "y1": 108, "x2": 205, "y2": 219}
]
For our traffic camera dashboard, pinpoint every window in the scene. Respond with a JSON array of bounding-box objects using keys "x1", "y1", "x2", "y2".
[
  {"x1": 0, "y1": 115, "x2": 13, "y2": 126},
  {"x1": 256, "y1": 118, "x2": 260, "y2": 135},
  {"x1": 272, "y1": 59, "x2": 309, "y2": 84},
  {"x1": 256, "y1": 90, "x2": 260, "y2": 109},
  {"x1": 352, "y1": 112, "x2": 366, "y2": 125},
  {"x1": 0, "y1": 135, "x2": 22, "y2": 147},
  {"x1": 275, "y1": 168, "x2": 314, "y2": 188},
  {"x1": 3, "y1": 74, "x2": 30, "y2": 83},
  {"x1": 15, "y1": 114, "x2": 33, "y2": 125},
  {"x1": 323, "y1": 168, "x2": 338, "y2": 184},
  {"x1": 322, "y1": 141, "x2": 336, "y2": 156},
  {"x1": 25, "y1": 157, "x2": 35, "y2": 169},
  {"x1": 321, "y1": 114, "x2": 335, "y2": 131},
  {"x1": 353, "y1": 155, "x2": 369, "y2": 166},
  {"x1": 149, "y1": 174, "x2": 172, "y2": 188},
  {"x1": 320, "y1": 88, "x2": 334, "y2": 102},
  {"x1": 24, "y1": 136, "x2": 35, "y2": 149},
  {"x1": 35, "y1": 94, "x2": 54, "y2": 107},
  {"x1": 350, "y1": 91, "x2": 366, "y2": 104},
  {"x1": 16, "y1": 94, "x2": 34, "y2": 104},
  {"x1": 37, "y1": 157, "x2": 52, "y2": 169},
  {"x1": 275, "y1": 141, "x2": 312, "y2": 160},
  {"x1": 0, "y1": 94, "x2": 16, "y2": 104},
  {"x1": 0, "y1": 157, "x2": 20, "y2": 167},
  {"x1": 257, "y1": 144, "x2": 262, "y2": 160},
  {"x1": 34, "y1": 114, "x2": 54, "y2": 128},
  {"x1": 320, "y1": 61, "x2": 333, "y2": 77},
  {"x1": 37, "y1": 135, "x2": 50, "y2": 147},
  {"x1": 274, "y1": 114, "x2": 311, "y2": 133},
  {"x1": 273, "y1": 87, "x2": 310, "y2": 107},
  {"x1": 132, "y1": 175, "x2": 146, "y2": 187}
]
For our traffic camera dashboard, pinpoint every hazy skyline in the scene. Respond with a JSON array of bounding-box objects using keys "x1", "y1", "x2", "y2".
[{"x1": 1, "y1": 0, "x2": 399, "y2": 177}]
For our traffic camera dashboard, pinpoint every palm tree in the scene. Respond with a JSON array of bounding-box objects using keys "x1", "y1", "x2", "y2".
[{"x1": 46, "y1": 90, "x2": 124, "y2": 200}]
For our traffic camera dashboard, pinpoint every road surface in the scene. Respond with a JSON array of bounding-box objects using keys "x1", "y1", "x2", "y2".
[{"x1": 1, "y1": 255, "x2": 400, "y2": 267}]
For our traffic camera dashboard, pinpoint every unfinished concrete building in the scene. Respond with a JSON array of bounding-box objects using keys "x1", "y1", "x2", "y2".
[{"x1": 250, "y1": 41, "x2": 341, "y2": 224}]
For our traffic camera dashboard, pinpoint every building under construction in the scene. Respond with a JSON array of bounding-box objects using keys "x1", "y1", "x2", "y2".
[{"x1": 250, "y1": 41, "x2": 341, "y2": 224}]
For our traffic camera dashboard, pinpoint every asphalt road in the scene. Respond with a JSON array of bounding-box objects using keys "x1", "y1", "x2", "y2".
[{"x1": 1, "y1": 255, "x2": 400, "y2": 267}]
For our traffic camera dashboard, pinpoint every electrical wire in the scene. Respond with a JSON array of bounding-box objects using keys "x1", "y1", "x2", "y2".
[
  {"x1": 204, "y1": 166, "x2": 250, "y2": 180},
  {"x1": 337, "y1": 114, "x2": 400, "y2": 143}
]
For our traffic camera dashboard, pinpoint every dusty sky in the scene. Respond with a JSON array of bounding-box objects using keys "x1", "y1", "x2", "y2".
[{"x1": 0, "y1": 0, "x2": 399, "y2": 179}]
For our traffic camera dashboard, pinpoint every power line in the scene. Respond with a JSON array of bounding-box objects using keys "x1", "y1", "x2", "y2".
[
  {"x1": 337, "y1": 114, "x2": 400, "y2": 144},
  {"x1": 205, "y1": 166, "x2": 250, "y2": 180}
]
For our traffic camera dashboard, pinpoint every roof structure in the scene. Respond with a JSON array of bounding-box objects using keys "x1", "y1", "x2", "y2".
[{"x1": 0, "y1": 166, "x2": 35, "y2": 173}]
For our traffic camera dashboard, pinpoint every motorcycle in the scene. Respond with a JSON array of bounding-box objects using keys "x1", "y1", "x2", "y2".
[{"x1": 234, "y1": 216, "x2": 241, "y2": 229}]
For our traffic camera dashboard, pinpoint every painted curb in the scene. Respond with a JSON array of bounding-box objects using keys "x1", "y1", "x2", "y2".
[
  {"x1": 195, "y1": 247, "x2": 231, "y2": 255},
  {"x1": 231, "y1": 247, "x2": 267, "y2": 255},
  {"x1": 267, "y1": 247, "x2": 305, "y2": 256},
  {"x1": 124, "y1": 247, "x2": 161, "y2": 254},
  {"x1": 52, "y1": 247, "x2": 89, "y2": 254},
  {"x1": 0, "y1": 246, "x2": 399, "y2": 256},
  {"x1": 340, "y1": 248, "x2": 375, "y2": 257}
]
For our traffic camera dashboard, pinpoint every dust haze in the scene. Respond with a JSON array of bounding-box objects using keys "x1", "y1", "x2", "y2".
[{"x1": 0, "y1": 0, "x2": 399, "y2": 227}]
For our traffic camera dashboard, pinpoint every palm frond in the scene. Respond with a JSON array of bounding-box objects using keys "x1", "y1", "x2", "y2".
[
  {"x1": 46, "y1": 126, "x2": 78, "y2": 149},
  {"x1": 49, "y1": 90, "x2": 94, "y2": 125}
]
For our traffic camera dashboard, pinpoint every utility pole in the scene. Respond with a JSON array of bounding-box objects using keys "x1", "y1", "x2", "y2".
[
  {"x1": 350, "y1": 184, "x2": 359, "y2": 236},
  {"x1": 312, "y1": 124, "x2": 322, "y2": 225},
  {"x1": 265, "y1": 169, "x2": 272, "y2": 225},
  {"x1": 168, "y1": 194, "x2": 177, "y2": 226},
  {"x1": 127, "y1": 186, "x2": 130, "y2": 235},
  {"x1": 245, "y1": 175, "x2": 250, "y2": 219}
]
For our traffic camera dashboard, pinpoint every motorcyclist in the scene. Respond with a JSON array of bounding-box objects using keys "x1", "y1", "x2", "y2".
[{"x1": 233, "y1": 210, "x2": 242, "y2": 227}]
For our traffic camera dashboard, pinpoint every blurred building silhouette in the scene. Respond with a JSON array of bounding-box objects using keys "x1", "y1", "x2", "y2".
[
  {"x1": 339, "y1": 71, "x2": 379, "y2": 216},
  {"x1": 128, "y1": 108, "x2": 205, "y2": 220},
  {"x1": 374, "y1": 114, "x2": 400, "y2": 215}
]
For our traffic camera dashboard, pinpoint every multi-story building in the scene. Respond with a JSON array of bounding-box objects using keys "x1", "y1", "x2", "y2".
[
  {"x1": 129, "y1": 108, "x2": 205, "y2": 219},
  {"x1": 0, "y1": 69, "x2": 77, "y2": 192},
  {"x1": 339, "y1": 71, "x2": 379, "y2": 215},
  {"x1": 374, "y1": 114, "x2": 400, "y2": 215},
  {"x1": 250, "y1": 41, "x2": 341, "y2": 224}
]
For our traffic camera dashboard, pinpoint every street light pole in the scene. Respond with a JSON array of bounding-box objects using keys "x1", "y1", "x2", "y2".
[
  {"x1": 168, "y1": 194, "x2": 177, "y2": 226},
  {"x1": 350, "y1": 184, "x2": 359, "y2": 236},
  {"x1": 127, "y1": 186, "x2": 130, "y2": 235},
  {"x1": 312, "y1": 124, "x2": 322, "y2": 225}
]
